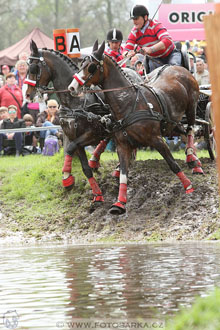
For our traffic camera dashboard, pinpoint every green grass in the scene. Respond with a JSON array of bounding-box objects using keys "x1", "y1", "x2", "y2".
[
  {"x1": 165, "y1": 288, "x2": 220, "y2": 330},
  {"x1": 99, "y1": 148, "x2": 209, "y2": 161}
]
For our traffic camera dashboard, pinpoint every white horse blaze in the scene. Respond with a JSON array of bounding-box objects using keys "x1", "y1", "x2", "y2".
[{"x1": 68, "y1": 71, "x2": 85, "y2": 92}]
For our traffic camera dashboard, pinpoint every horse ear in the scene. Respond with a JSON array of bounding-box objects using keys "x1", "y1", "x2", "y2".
[
  {"x1": 92, "y1": 40, "x2": 99, "y2": 52},
  {"x1": 30, "y1": 39, "x2": 38, "y2": 55},
  {"x1": 94, "y1": 41, "x2": 105, "y2": 61}
]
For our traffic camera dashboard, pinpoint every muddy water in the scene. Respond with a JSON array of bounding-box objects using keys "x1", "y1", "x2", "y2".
[{"x1": 1, "y1": 242, "x2": 220, "y2": 329}]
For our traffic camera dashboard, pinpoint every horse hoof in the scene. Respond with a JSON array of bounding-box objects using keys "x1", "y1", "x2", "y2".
[
  {"x1": 88, "y1": 159, "x2": 100, "y2": 169},
  {"x1": 93, "y1": 195, "x2": 104, "y2": 202},
  {"x1": 192, "y1": 167, "x2": 204, "y2": 175},
  {"x1": 62, "y1": 175, "x2": 75, "y2": 190},
  {"x1": 109, "y1": 205, "x2": 126, "y2": 215},
  {"x1": 89, "y1": 200, "x2": 103, "y2": 213}
]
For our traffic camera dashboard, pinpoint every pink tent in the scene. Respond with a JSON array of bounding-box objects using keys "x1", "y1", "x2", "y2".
[{"x1": 0, "y1": 28, "x2": 54, "y2": 66}]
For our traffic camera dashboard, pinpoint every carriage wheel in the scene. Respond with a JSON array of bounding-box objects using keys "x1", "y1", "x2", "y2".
[{"x1": 204, "y1": 102, "x2": 216, "y2": 160}]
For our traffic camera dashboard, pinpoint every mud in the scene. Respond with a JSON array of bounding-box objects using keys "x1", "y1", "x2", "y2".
[
  {"x1": 71, "y1": 158, "x2": 220, "y2": 242},
  {"x1": 0, "y1": 158, "x2": 219, "y2": 244}
]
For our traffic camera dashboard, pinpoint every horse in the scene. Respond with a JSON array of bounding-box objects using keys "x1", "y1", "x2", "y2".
[
  {"x1": 68, "y1": 40, "x2": 204, "y2": 215},
  {"x1": 25, "y1": 40, "x2": 142, "y2": 204},
  {"x1": 25, "y1": 40, "x2": 111, "y2": 203}
]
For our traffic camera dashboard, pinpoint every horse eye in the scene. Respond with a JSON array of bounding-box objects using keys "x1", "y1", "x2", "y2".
[{"x1": 88, "y1": 63, "x2": 97, "y2": 74}]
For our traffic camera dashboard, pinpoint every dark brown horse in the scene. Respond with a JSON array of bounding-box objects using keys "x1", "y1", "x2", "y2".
[
  {"x1": 26, "y1": 40, "x2": 112, "y2": 203},
  {"x1": 68, "y1": 40, "x2": 204, "y2": 215}
]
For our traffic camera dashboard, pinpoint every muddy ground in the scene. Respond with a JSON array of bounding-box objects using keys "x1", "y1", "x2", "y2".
[
  {"x1": 72, "y1": 157, "x2": 220, "y2": 242},
  {"x1": 0, "y1": 157, "x2": 219, "y2": 244}
]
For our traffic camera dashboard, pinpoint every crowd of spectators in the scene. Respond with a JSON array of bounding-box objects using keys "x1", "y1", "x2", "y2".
[
  {"x1": 0, "y1": 51, "x2": 62, "y2": 157},
  {"x1": 0, "y1": 40, "x2": 211, "y2": 156}
]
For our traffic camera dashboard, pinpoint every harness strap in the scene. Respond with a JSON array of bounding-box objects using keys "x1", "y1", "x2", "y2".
[
  {"x1": 144, "y1": 85, "x2": 177, "y2": 126},
  {"x1": 113, "y1": 109, "x2": 164, "y2": 132},
  {"x1": 73, "y1": 73, "x2": 85, "y2": 86}
]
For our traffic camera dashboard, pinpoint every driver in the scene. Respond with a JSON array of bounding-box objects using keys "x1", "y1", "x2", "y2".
[{"x1": 123, "y1": 4, "x2": 182, "y2": 73}]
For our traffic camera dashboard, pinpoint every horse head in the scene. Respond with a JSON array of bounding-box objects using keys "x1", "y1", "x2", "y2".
[
  {"x1": 69, "y1": 40, "x2": 106, "y2": 94},
  {"x1": 26, "y1": 40, "x2": 53, "y2": 100}
]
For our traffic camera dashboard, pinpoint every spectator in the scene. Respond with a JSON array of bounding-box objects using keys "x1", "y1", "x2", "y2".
[
  {"x1": 36, "y1": 99, "x2": 61, "y2": 150},
  {"x1": 22, "y1": 101, "x2": 40, "y2": 125},
  {"x1": 195, "y1": 58, "x2": 210, "y2": 86},
  {"x1": 129, "y1": 53, "x2": 144, "y2": 70},
  {"x1": 0, "y1": 72, "x2": 23, "y2": 118},
  {"x1": 23, "y1": 114, "x2": 38, "y2": 151},
  {"x1": 0, "y1": 106, "x2": 9, "y2": 126},
  {"x1": 134, "y1": 59, "x2": 144, "y2": 76},
  {"x1": 0, "y1": 105, "x2": 25, "y2": 157},
  {"x1": 0, "y1": 65, "x2": 10, "y2": 86},
  {"x1": 189, "y1": 54, "x2": 195, "y2": 74},
  {"x1": 14, "y1": 60, "x2": 28, "y2": 90},
  {"x1": 19, "y1": 51, "x2": 29, "y2": 61}
]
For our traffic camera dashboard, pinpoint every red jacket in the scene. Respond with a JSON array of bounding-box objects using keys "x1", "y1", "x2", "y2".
[
  {"x1": 124, "y1": 19, "x2": 175, "y2": 59},
  {"x1": 0, "y1": 84, "x2": 23, "y2": 118},
  {"x1": 104, "y1": 46, "x2": 126, "y2": 67}
]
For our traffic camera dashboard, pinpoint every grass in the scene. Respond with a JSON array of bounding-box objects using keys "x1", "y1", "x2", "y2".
[{"x1": 165, "y1": 288, "x2": 220, "y2": 330}]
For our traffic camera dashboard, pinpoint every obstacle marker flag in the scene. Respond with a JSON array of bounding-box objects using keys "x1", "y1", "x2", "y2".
[{"x1": 53, "y1": 28, "x2": 80, "y2": 58}]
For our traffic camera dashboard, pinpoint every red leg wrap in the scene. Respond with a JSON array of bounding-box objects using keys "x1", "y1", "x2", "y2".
[
  {"x1": 93, "y1": 140, "x2": 108, "y2": 160},
  {"x1": 176, "y1": 171, "x2": 194, "y2": 193},
  {"x1": 186, "y1": 153, "x2": 198, "y2": 164},
  {"x1": 88, "y1": 177, "x2": 104, "y2": 202},
  {"x1": 112, "y1": 163, "x2": 120, "y2": 178},
  {"x1": 62, "y1": 155, "x2": 73, "y2": 173},
  {"x1": 118, "y1": 183, "x2": 127, "y2": 203},
  {"x1": 187, "y1": 134, "x2": 194, "y2": 149},
  {"x1": 112, "y1": 183, "x2": 127, "y2": 212},
  {"x1": 62, "y1": 175, "x2": 75, "y2": 188},
  {"x1": 88, "y1": 159, "x2": 100, "y2": 169}
]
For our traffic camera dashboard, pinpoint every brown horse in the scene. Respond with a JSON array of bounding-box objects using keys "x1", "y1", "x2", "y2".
[
  {"x1": 68, "y1": 40, "x2": 204, "y2": 215},
  {"x1": 25, "y1": 40, "x2": 112, "y2": 203}
]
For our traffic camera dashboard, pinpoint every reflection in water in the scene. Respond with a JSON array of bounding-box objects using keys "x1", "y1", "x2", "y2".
[{"x1": 0, "y1": 242, "x2": 220, "y2": 329}]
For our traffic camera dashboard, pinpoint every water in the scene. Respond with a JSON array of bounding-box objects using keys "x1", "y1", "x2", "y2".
[{"x1": 0, "y1": 242, "x2": 220, "y2": 329}]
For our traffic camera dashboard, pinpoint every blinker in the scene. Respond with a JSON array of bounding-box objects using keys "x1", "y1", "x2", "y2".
[
  {"x1": 29, "y1": 63, "x2": 38, "y2": 74},
  {"x1": 88, "y1": 63, "x2": 97, "y2": 74}
]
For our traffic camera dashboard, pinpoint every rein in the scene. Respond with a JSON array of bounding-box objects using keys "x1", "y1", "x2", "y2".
[{"x1": 38, "y1": 83, "x2": 141, "y2": 95}]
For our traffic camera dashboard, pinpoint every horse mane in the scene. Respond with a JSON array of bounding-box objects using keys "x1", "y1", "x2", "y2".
[
  {"x1": 42, "y1": 47, "x2": 79, "y2": 70},
  {"x1": 104, "y1": 54, "x2": 134, "y2": 85}
]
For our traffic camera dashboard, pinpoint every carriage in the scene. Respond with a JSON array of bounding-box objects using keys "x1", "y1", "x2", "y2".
[{"x1": 194, "y1": 86, "x2": 214, "y2": 160}]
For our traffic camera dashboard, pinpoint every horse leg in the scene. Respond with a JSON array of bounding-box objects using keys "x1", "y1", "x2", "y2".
[
  {"x1": 62, "y1": 142, "x2": 76, "y2": 190},
  {"x1": 78, "y1": 146, "x2": 104, "y2": 203},
  {"x1": 154, "y1": 136, "x2": 194, "y2": 194},
  {"x1": 112, "y1": 148, "x2": 136, "y2": 179},
  {"x1": 88, "y1": 139, "x2": 108, "y2": 169},
  {"x1": 185, "y1": 128, "x2": 204, "y2": 174},
  {"x1": 109, "y1": 145, "x2": 131, "y2": 215}
]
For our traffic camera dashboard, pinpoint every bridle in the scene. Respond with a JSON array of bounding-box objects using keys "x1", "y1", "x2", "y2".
[
  {"x1": 73, "y1": 53, "x2": 104, "y2": 88},
  {"x1": 25, "y1": 50, "x2": 51, "y2": 90}
]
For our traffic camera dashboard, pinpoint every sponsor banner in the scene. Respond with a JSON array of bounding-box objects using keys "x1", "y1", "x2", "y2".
[{"x1": 158, "y1": 3, "x2": 214, "y2": 41}]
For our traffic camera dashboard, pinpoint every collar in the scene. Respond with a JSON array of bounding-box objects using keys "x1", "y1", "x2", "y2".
[{"x1": 140, "y1": 20, "x2": 150, "y2": 34}]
